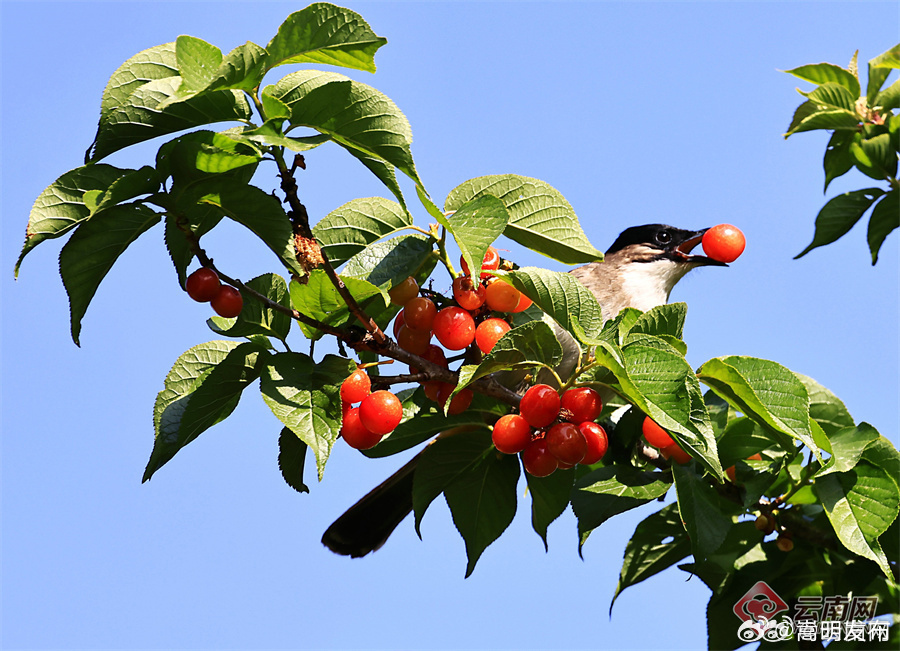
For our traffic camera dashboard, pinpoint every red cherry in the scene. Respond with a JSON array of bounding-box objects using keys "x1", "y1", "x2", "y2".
[
  {"x1": 460, "y1": 246, "x2": 501, "y2": 279},
  {"x1": 642, "y1": 417, "x2": 674, "y2": 448},
  {"x1": 340, "y1": 369, "x2": 371, "y2": 404},
  {"x1": 492, "y1": 414, "x2": 532, "y2": 454},
  {"x1": 408, "y1": 344, "x2": 448, "y2": 374},
  {"x1": 522, "y1": 437, "x2": 558, "y2": 477},
  {"x1": 358, "y1": 390, "x2": 403, "y2": 435},
  {"x1": 475, "y1": 318, "x2": 511, "y2": 354},
  {"x1": 392, "y1": 309, "x2": 405, "y2": 338},
  {"x1": 484, "y1": 280, "x2": 521, "y2": 312},
  {"x1": 403, "y1": 297, "x2": 437, "y2": 332},
  {"x1": 660, "y1": 443, "x2": 692, "y2": 465},
  {"x1": 423, "y1": 380, "x2": 449, "y2": 403},
  {"x1": 546, "y1": 422, "x2": 588, "y2": 466},
  {"x1": 509, "y1": 292, "x2": 533, "y2": 313},
  {"x1": 388, "y1": 276, "x2": 419, "y2": 306},
  {"x1": 211, "y1": 285, "x2": 243, "y2": 318},
  {"x1": 579, "y1": 422, "x2": 609, "y2": 465},
  {"x1": 436, "y1": 384, "x2": 473, "y2": 415},
  {"x1": 561, "y1": 387, "x2": 603, "y2": 423},
  {"x1": 432, "y1": 306, "x2": 476, "y2": 350},
  {"x1": 452, "y1": 276, "x2": 487, "y2": 311},
  {"x1": 341, "y1": 407, "x2": 383, "y2": 450},
  {"x1": 186, "y1": 267, "x2": 221, "y2": 302},
  {"x1": 702, "y1": 224, "x2": 745, "y2": 263},
  {"x1": 397, "y1": 324, "x2": 432, "y2": 356},
  {"x1": 519, "y1": 384, "x2": 561, "y2": 429}
]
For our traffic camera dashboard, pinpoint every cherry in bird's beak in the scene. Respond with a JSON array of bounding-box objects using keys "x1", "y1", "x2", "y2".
[{"x1": 670, "y1": 228, "x2": 728, "y2": 267}]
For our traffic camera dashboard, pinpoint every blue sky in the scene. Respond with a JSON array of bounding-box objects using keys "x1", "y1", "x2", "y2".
[{"x1": 2, "y1": 2, "x2": 898, "y2": 649}]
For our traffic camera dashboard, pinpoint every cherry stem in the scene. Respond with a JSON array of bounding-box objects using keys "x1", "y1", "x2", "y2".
[{"x1": 353, "y1": 335, "x2": 522, "y2": 407}]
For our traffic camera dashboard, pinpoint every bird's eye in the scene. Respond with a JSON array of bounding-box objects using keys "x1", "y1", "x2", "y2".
[{"x1": 656, "y1": 230, "x2": 672, "y2": 244}]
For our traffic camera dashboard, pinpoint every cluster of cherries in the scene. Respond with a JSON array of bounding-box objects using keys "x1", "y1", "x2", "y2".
[
  {"x1": 388, "y1": 246, "x2": 533, "y2": 412},
  {"x1": 493, "y1": 384, "x2": 609, "y2": 476},
  {"x1": 338, "y1": 246, "x2": 533, "y2": 450},
  {"x1": 185, "y1": 267, "x2": 244, "y2": 318},
  {"x1": 339, "y1": 368, "x2": 404, "y2": 450}
]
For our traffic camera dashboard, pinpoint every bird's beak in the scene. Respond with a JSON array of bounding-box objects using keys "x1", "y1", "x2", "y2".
[{"x1": 670, "y1": 228, "x2": 728, "y2": 267}]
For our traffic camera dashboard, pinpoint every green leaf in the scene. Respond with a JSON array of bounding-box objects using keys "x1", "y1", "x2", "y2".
[
  {"x1": 174, "y1": 35, "x2": 223, "y2": 91},
  {"x1": 157, "y1": 130, "x2": 262, "y2": 182},
  {"x1": 412, "y1": 429, "x2": 495, "y2": 536},
  {"x1": 822, "y1": 131, "x2": 856, "y2": 192},
  {"x1": 501, "y1": 267, "x2": 604, "y2": 344},
  {"x1": 795, "y1": 188, "x2": 884, "y2": 258},
  {"x1": 610, "y1": 503, "x2": 691, "y2": 613},
  {"x1": 717, "y1": 417, "x2": 783, "y2": 468},
  {"x1": 163, "y1": 204, "x2": 223, "y2": 286},
  {"x1": 672, "y1": 464, "x2": 734, "y2": 561},
  {"x1": 796, "y1": 373, "x2": 854, "y2": 436},
  {"x1": 208, "y1": 273, "x2": 292, "y2": 342},
  {"x1": 627, "y1": 302, "x2": 687, "y2": 340},
  {"x1": 785, "y1": 62, "x2": 861, "y2": 97},
  {"x1": 341, "y1": 235, "x2": 435, "y2": 290},
  {"x1": 271, "y1": 70, "x2": 421, "y2": 187},
  {"x1": 198, "y1": 184, "x2": 302, "y2": 276},
  {"x1": 235, "y1": 120, "x2": 329, "y2": 153},
  {"x1": 16, "y1": 164, "x2": 141, "y2": 275},
  {"x1": 363, "y1": 390, "x2": 501, "y2": 459},
  {"x1": 446, "y1": 195, "x2": 510, "y2": 283},
  {"x1": 799, "y1": 82, "x2": 857, "y2": 111},
  {"x1": 816, "y1": 423, "x2": 881, "y2": 477},
  {"x1": 88, "y1": 76, "x2": 253, "y2": 162},
  {"x1": 98, "y1": 42, "x2": 179, "y2": 124},
  {"x1": 206, "y1": 41, "x2": 269, "y2": 93},
  {"x1": 681, "y1": 521, "x2": 763, "y2": 595},
  {"x1": 442, "y1": 433, "x2": 520, "y2": 577},
  {"x1": 278, "y1": 427, "x2": 309, "y2": 494},
  {"x1": 861, "y1": 433, "x2": 900, "y2": 483},
  {"x1": 594, "y1": 337, "x2": 722, "y2": 479},
  {"x1": 455, "y1": 320, "x2": 564, "y2": 392},
  {"x1": 525, "y1": 468, "x2": 575, "y2": 551},
  {"x1": 850, "y1": 133, "x2": 897, "y2": 180},
  {"x1": 265, "y1": 2, "x2": 387, "y2": 73},
  {"x1": 444, "y1": 175, "x2": 603, "y2": 264},
  {"x1": 84, "y1": 166, "x2": 161, "y2": 216},
  {"x1": 289, "y1": 270, "x2": 387, "y2": 340},
  {"x1": 312, "y1": 197, "x2": 412, "y2": 266},
  {"x1": 867, "y1": 44, "x2": 900, "y2": 104},
  {"x1": 259, "y1": 353, "x2": 355, "y2": 480},
  {"x1": 815, "y1": 461, "x2": 899, "y2": 578},
  {"x1": 572, "y1": 464, "x2": 672, "y2": 548},
  {"x1": 145, "y1": 341, "x2": 266, "y2": 481},
  {"x1": 785, "y1": 107, "x2": 861, "y2": 136},
  {"x1": 868, "y1": 190, "x2": 898, "y2": 264},
  {"x1": 59, "y1": 204, "x2": 161, "y2": 345},
  {"x1": 875, "y1": 79, "x2": 900, "y2": 112},
  {"x1": 698, "y1": 356, "x2": 818, "y2": 458}
]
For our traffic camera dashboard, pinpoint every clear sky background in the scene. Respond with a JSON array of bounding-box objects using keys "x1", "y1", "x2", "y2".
[{"x1": 2, "y1": 2, "x2": 898, "y2": 650}]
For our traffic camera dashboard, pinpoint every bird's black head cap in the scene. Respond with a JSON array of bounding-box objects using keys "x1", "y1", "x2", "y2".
[{"x1": 606, "y1": 223, "x2": 727, "y2": 266}]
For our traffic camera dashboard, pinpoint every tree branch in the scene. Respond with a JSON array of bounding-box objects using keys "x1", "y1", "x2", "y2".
[{"x1": 275, "y1": 153, "x2": 387, "y2": 344}]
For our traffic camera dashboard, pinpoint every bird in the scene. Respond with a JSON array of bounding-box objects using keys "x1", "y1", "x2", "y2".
[{"x1": 321, "y1": 224, "x2": 727, "y2": 558}]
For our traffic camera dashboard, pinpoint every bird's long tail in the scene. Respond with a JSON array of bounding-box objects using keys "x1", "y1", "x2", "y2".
[{"x1": 321, "y1": 452, "x2": 421, "y2": 557}]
